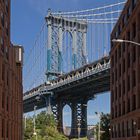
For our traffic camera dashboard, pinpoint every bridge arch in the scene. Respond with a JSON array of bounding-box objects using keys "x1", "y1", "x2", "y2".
[
  {"x1": 62, "y1": 31, "x2": 73, "y2": 73},
  {"x1": 63, "y1": 104, "x2": 72, "y2": 136}
]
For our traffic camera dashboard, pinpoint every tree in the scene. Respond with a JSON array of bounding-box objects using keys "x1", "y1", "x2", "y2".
[
  {"x1": 23, "y1": 117, "x2": 34, "y2": 140},
  {"x1": 23, "y1": 111, "x2": 68, "y2": 140},
  {"x1": 93, "y1": 113, "x2": 110, "y2": 140},
  {"x1": 100, "y1": 113, "x2": 110, "y2": 140}
]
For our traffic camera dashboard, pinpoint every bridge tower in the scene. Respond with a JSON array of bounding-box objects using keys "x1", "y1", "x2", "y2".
[{"x1": 46, "y1": 9, "x2": 88, "y2": 81}]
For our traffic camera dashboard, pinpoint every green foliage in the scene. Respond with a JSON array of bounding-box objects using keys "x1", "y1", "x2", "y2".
[
  {"x1": 71, "y1": 138, "x2": 87, "y2": 140},
  {"x1": 24, "y1": 117, "x2": 34, "y2": 140},
  {"x1": 100, "y1": 113, "x2": 110, "y2": 140},
  {"x1": 24, "y1": 111, "x2": 68, "y2": 140},
  {"x1": 94, "y1": 113, "x2": 110, "y2": 140}
]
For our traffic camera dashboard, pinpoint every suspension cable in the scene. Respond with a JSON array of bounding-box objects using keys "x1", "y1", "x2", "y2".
[
  {"x1": 62, "y1": 10, "x2": 122, "y2": 18},
  {"x1": 52, "y1": 1, "x2": 126, "y2": 15},
  {"x1": 24, "y1": 22, "x2": 46, "y2": 67}
]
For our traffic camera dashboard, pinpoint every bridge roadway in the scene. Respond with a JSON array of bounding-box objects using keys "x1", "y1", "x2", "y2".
[{"x1": 23, "y1": 56, "x2": 110, "y2": 138}]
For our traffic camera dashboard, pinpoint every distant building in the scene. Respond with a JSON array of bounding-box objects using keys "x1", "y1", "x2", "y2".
[
  {"x1": 87, "y1": 125, "x2": 97, "y2": 140},
  {"x1": 111, "y1": 0, "x2": 140, "y2": 140},
  {"x1": 0, "y1": 0, "x2": 23, "y2": 139},
  {"x1": 63, "y1": 126, "x2": 71, "y2": 136}
]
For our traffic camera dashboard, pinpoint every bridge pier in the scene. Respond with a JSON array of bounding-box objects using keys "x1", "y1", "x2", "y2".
[
  {"x1": 70, "y1": 100, "x2": 88, "y2": 138},
  {"x1": 70, "y1": 102, "x2": 78, "y2": 138},
  {"x1": 80, "y1": 102, "x2": 87, "y2": 137},
  {"x1": 57, "y1": 101, "x2": 64, "y2": 133}
]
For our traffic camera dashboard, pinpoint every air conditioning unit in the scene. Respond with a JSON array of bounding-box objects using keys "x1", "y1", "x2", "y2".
[{"x1": 14, "y1": 45, "x2": 24, "y2": 65}]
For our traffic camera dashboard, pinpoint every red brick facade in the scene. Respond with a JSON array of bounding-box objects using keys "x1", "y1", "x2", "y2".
[
  {"x1": 0, "y1": 0, "x2": 23, "y2": 140},
  {"x1": 111, "y1": 0, "x2": 140, "y2": 140}
]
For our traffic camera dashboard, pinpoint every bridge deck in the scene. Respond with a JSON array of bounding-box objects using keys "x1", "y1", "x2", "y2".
[{"x1": 23, "y1": 56, "x2": 110, "y2": 113}]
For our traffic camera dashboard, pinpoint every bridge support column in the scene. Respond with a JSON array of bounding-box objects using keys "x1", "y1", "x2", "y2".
[
  {"x1": 58, "y1": 23, "x2": 63, "y2": 72},
  {"x1": 46, "y1": 19, "x2": 52, "y2": 80},
  {"x1": 71, "y1": 102, "x2": 78, "y2": 138},
  {"x1": 72, "y1": 28, "x2": 77, "y2": 70},
  {"x1": 83, "y1": 31, "x2": 87, "y2": 64},
  {"x1": 57, "y1": 101, "x2": 63, "y2": 133},
  {"x1": 80, "y1": 102, "x2": 87, "y2": 137},
  {"x1": 47, "y1": 95, "x2": 52, "y2": 115}
]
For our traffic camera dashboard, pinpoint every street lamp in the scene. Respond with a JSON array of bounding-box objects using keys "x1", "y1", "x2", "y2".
[
  {"x1": 23, "y1": 115, "x2": 27, "y2": 129},
  {"x1": 78, "y1": 120, "x2": 81, "y2": 139},
  {"x1": 112, "y1": 39, "x2": 140, "y2": 46},
  {"x1": 95, "y1": 112, "x2": 101, "y2": 140},
  {"x1": 33, "y1": 105, "x2": 37, "y2": 140}
]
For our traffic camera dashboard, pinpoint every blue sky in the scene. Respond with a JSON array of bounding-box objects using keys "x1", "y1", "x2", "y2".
[
  {"x1": 11, "y1": 0, "x2": 122, "y2": 50},
  {"x1": 11, "y1": 0, "x2": 124, "y2": 125}
]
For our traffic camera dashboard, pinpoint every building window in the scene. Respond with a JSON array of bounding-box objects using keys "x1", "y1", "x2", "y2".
[
  {"x1": 132, "y1": 70, "x2": 136, "y2": 87},
  {"x1": 122, "y1": 15, "x2": 124, "y2": 28},
  {"x1": 132, "y1": 0, "x2": 137, "y2": 9},
  {"x1": 124, "y1": 14, "x2": 128, "y2": 26},
  {"x1": 123, "y1": 59, "x2": 125, "y2": 73},
  {"x1": 2, "y1": 119, "x2": 4, "y2": 138},
  {"x1": 127, "y1": 53, "x2": 130, "y2": 68},
  {"x1": 112, "y1": 107, "x2": 114, "y2": 119},
  {"x1": 115, "y1": 105, "x2": 117, "y2": 118},
  {"x1": 127, "y1": 30, "x2": 130, "y2": 41},
  {"x1": 127, "y1": 98, "x2": 130, "y2": 112},
  {"x1": 115, "y1": 50, "x2": 117, "y2": 63},
  {"x1": 115, "y1": 86, "x2": 117, "y2": 100},
  {"x1": 1, "y1": 12, "x2": 4, "y2": 27},
  {"x1": 122, "y1": 121, "x2": 125, "y2": 137},
  {"x1": 123, "y1": 101, "x2": 125, "y2": 115},
  {"x1": 6, "y1": 0, "x2": 9, "y2": 13},
  {"x1": 121, "y1": 40, "x2": 125, "y2": 52},
  {"x1": 132, "y1": 94, "x2": 136, "y2": 111},
  {"x1": 1, "y1": 37, "x2": 4, "y2": 52},
  {"x1": 122, "y1": 80, "x2": 125, "y2": 95},
  {"x1": 111, "y1": 56, "x2": 114, "y2": 67},
  {"x1": 118, "y1": 123, "x2": 121, "y2": 137},
  {"x1": 114, "y1": 125, "x2": 117, "y2": 138},
  {"x1": 6, "y1": 96, "x2": 9, "y2": 111},
  {"x1": 117, "y1": 25, "x2": 121, "y2": 37},
  {"x1": 127, "y1": 6, "x2": 131, "y2": 19},
  {"x1": 6, "y1": 121, "x2": 8, "y2": 138},
  {"x1": 112, "y1": 126, "x2": 114, "y2": 138},
  {"x1": 5, "y1": 46, "x2": 9, "y2": 59},
  {"x1": 2, "y1": 63, "x2": 5, "y2": 81},
  {"x1": 112, "y1": 72, "x2": 114, "y2": 84},
  {"x1": 119, "y1": 103, "x2": 121, "y2": 116},
  {"x1": 132, "y1": 22, "x2": 136, "y2": 39},
  {"x1": 132, "y1": 47, "x2": 136, "y2": 62},
  {"x1": 127, "y1": 75, "x2": 130, "y2": 92},
  {"x1": 2, "y1": 92, "x2": 5, "y2": 108},
  {"x1": 7, "y1": 70, "x2": 9, "y2": 85},
  {"x1": 118, "y1": 46, "x2": 121, "y2": 58},
  {"x1": 112, "y1": 90, "x2": 114, "y2": 102},
  {"x1": 119, "y1": 84, "x2": 121, "y2": 97},
  {"x1": 115, "y1": 68, "x2": 117, "y2": 82},
  {"x1": 119, "y1": 64, "x2": 121, "y2": 78},
  {"x1": 127, "y1": 121, "x2": 131, "y2": 137},
  {"x1": 132, "y1": 119, "x2": 137, "y2": 136},
  {"x1": 5, "y1": 21, "x2": 9, "y2": 36}
]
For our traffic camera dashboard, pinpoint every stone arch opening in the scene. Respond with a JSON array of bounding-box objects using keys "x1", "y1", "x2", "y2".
[
  {"x1": 62, "y1": 31, "x2": 73, "y2": 73},
  {"x1": 63, "y1": 104, "x2": 72, "y2": 136}
]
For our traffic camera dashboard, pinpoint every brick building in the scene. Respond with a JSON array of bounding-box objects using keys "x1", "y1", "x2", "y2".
[
  {"x1": 0, "y1": 0, "x2": 23, "y2": 140},
  {"x1": 110, "y1": 0, "x2": 140, "y2": 140}
]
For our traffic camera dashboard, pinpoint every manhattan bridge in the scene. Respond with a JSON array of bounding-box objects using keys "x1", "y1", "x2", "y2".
[{"x1": 23, "y1": 1, "x2": 126, "y2": 138}]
